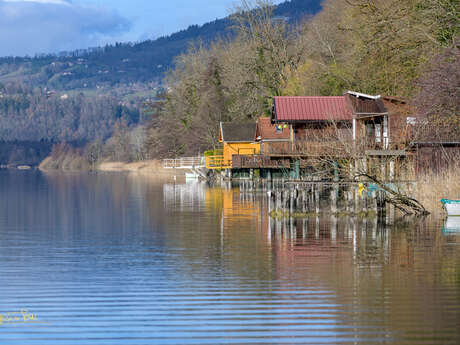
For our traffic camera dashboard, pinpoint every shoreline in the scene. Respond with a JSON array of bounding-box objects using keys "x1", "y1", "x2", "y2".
[
  {"x1": 97, "y1": 160, "x2": 188, "y2": 180},
  {"x1": 39, "y1": 159, "x2": 188, "y2": 182},
  {"x1": 35, "y1": 155, "x2": 460, "y2": 216}
]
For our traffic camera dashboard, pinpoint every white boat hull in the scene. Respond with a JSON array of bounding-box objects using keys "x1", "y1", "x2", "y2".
[
  {"x1": 185, "y1": 172, "x2": 199, "y2": 180},
  {"x1": 442, "y1": 200, "x2": 460, "y2": 216}
]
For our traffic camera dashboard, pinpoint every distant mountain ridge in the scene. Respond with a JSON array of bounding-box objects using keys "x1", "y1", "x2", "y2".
[
  {"x1": 0, "y1": 0, "x2": 322, "y2": 91},
  {"x1": 0, "y1": 0, "x2": 322, "y2": 165}
]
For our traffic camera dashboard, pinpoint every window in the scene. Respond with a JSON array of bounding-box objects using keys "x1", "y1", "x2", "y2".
[{"x1": 375, "y1": 123, "x2": 381, "y2": 143}]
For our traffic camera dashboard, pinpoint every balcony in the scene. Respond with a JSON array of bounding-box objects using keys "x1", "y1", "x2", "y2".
[
  {"x1": 262, "y1": 140, "x2": 408, "y2": 157},
  {"x1": 262, "y1": 141, "x2": 350, "y2": 157}
]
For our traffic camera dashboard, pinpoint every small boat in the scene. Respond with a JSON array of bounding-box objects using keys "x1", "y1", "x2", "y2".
[
  {"x1": 441, "y1": 199, "x2": 460, "y2": 216},
  {"x1": 185, "y1": 172, "x2": 199, "y2": 180},
  {"x1": 443, "y1": 217, "x2": 460, "y2": 234}
]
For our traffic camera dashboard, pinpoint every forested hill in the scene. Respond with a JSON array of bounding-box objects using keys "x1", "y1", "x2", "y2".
[{"x1": 0, "y1": 0, "x2": 322, "y2": 91}]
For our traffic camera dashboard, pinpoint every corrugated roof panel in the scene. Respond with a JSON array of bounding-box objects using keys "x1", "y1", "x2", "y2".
[{"x1": 273, "y1": 96, "x2": 354, "y2": 121}]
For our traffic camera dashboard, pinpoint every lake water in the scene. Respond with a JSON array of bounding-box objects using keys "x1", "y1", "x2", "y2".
[{"x1": 0, "y1": 170, "x2": 459, "y2": 344}]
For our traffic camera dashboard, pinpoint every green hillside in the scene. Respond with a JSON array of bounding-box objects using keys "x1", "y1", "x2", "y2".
[{"x1": 0, "y1": 0, "x2": 322, "y2": 91}]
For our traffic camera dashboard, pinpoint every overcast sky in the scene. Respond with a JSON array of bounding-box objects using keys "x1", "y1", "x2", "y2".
[{"x1": 0, "y1": 0, "x2": 284, "y2": 57}]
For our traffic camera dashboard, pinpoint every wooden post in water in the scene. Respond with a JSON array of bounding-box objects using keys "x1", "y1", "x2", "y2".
[
  {"x1": 331, "y1": 184, "x2": 338, "y2": 214},
  {"x1": 296, "y1": 184, "x2": 301, "y2": 212},
  {"x1": 289, "y1": 188, "x2": 295, "y2": 214},
  {"x1": 354, "y1": 184, "x2": 360, "y2": 214},
  {"x1": 371, "y1": 190, "x2": 378, "y2": 214},
  {"x1": 268, "y1": 190, "x2": 273, "y2": 212},
  {"x1": 315, "y1": 215, "x2": 320, "y2": 239},
  {"x1": 309, "y1": 184, "x2": 314, "y2": 211},
  {"x1": 331, "y1": 215, "x2": 337, "y2": 243},
  {"x1": 346, "y1": 189, "x2": 352, "y2": 214},
  {"x1": 362, "y1": 188, "x2": 367, "y2": 214},
  {"x1": 290, "y1": 216, "x2": 295, "y2": 238},
  {"x1": 388, "y1": 204, "x2": 395, "y2": 225},
  {"x1": 301, "y1": 189, "x2": 307, "y2": 213},
  {"x1": 276, "y1": 190, "x2": 282, "y2": 211},
  {"x1": 315, "y1": 185, "x2": 320, "y2": 214},
  {"x1": 377, "y1": 190, "x2": 386, "y2": 217}
]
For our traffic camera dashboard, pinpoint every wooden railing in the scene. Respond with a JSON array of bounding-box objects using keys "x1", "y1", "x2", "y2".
[
  {"x1": 205, "y1": 155, "x2": 232, "y2": 170},
  {"x1": 163, "y1": 156, "x2": 205, "y2": 169},
  {"x1": 263, "y1": 141, "x2": 350, "y2": 156},
  {"x1": 232, "y1": 155, "x2": 290, "y2": 169},
  {"x1": 262, "y1": 140, "x2": 408, "y2": 156}
]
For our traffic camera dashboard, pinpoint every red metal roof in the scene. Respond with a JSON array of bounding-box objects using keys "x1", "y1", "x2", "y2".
[{"x1": 273, "y1": 96, "x2": 354, "y2": 122}]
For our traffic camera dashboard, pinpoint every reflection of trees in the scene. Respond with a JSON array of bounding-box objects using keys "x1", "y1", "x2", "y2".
[
  {"x1": 37, "y1": 171, "x2": 168, "y2": 243},
  {"x1": 267, "y1": 210, "x2": 460, "y2": 342}
]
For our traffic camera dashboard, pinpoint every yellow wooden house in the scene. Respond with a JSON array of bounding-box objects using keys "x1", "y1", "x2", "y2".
[{"x1": 206, "y1": 122, "x2": 260, "y2": 169}]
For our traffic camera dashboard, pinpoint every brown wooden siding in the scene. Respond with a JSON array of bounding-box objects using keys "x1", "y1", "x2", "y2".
[
  {"x1": 293, "y1": 122, "x2": 352, "y2": 141},
  {"x1": 416, "y1": 144, "x2": 460, "y2": 174}
]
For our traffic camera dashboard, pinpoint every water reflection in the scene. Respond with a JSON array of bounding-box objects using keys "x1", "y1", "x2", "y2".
[
  {"x1": 211, "y1": 184, "x2": 460, "y2": 344},
  {"x1": 0, "y1": 171, "x2": 459, "y2": 344},
  {"x1": 443, "y1": 217, "x2": 460, "y2": 234},
  {"x1": 163, "y1": 182, "x2": 207, "y2": 211}
]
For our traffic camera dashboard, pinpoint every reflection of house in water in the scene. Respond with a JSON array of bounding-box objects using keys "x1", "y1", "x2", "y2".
[
  {"x1": 202, "y1": 186, "x2": 459, "y2": 342},
  {"x1": 163, "y1": 182, "x2": 207, "y2": 211},
  {"x1": 218, "y1": 187, "x2": 264, "y2": 228},
  {"x1": 266, "y1": 211, "x2": 392, "y2": 266}
]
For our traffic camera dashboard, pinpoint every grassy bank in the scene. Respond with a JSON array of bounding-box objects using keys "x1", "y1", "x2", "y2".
[
  {"x1": 39, "y1": 152, "x2": 90, "y2": 171},
  {"x1": 97, "y1": 160, "x2": 186, "y2": 180},
  {"x1": 39, "y1": 156, "x2": 186, "y2": 182},
  {"x1": 417, "y1": 167, "x2": 460, "y2": 216}
]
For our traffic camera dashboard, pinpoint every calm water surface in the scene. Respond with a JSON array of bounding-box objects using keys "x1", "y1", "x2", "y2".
[{"x1": 0, "y1": 170, "x2": 459, "y2": 344}]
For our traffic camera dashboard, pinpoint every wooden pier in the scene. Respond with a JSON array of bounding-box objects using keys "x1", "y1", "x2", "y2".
[{"x1": 236, "y1": 179, "x2": 413, "y2": 218}]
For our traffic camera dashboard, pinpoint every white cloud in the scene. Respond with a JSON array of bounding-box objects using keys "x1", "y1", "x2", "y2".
[{"x1": 0, "y1": 0, "x2": 131, "y2": 56}]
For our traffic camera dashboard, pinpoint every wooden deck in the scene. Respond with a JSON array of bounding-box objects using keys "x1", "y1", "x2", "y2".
[{"x1": 232, "y1": 155, "x2": 290, "y2": 169}]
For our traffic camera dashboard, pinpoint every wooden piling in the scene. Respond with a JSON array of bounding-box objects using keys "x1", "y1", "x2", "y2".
[
  {"x1": 315, "y1": 185, "x2": 320, "y2": 214},
  {"x1": 331, "y1": 215, "x2": 337, "y2": 243},
  {"x1": 362, "y1": 189, "x2": 367, "y2": 213},
  {"x1": 377, "y1": 190, "x2": 386, "y2": 217},
  {"x1": 276, "y1": 190, "x2": 282, "y2": 210},
  {"x1": 331, "y1": 184, "x2": 338, "y2": 214},
  {"x1": 354, "y1": 185, "x2": 360, "y2": 214},
  {"x1": 302, "y1": 189, "x2": 307, "y2": 212},
  {"x1": 371, "y1": 190, "x2": 378, "y2": 214}
]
